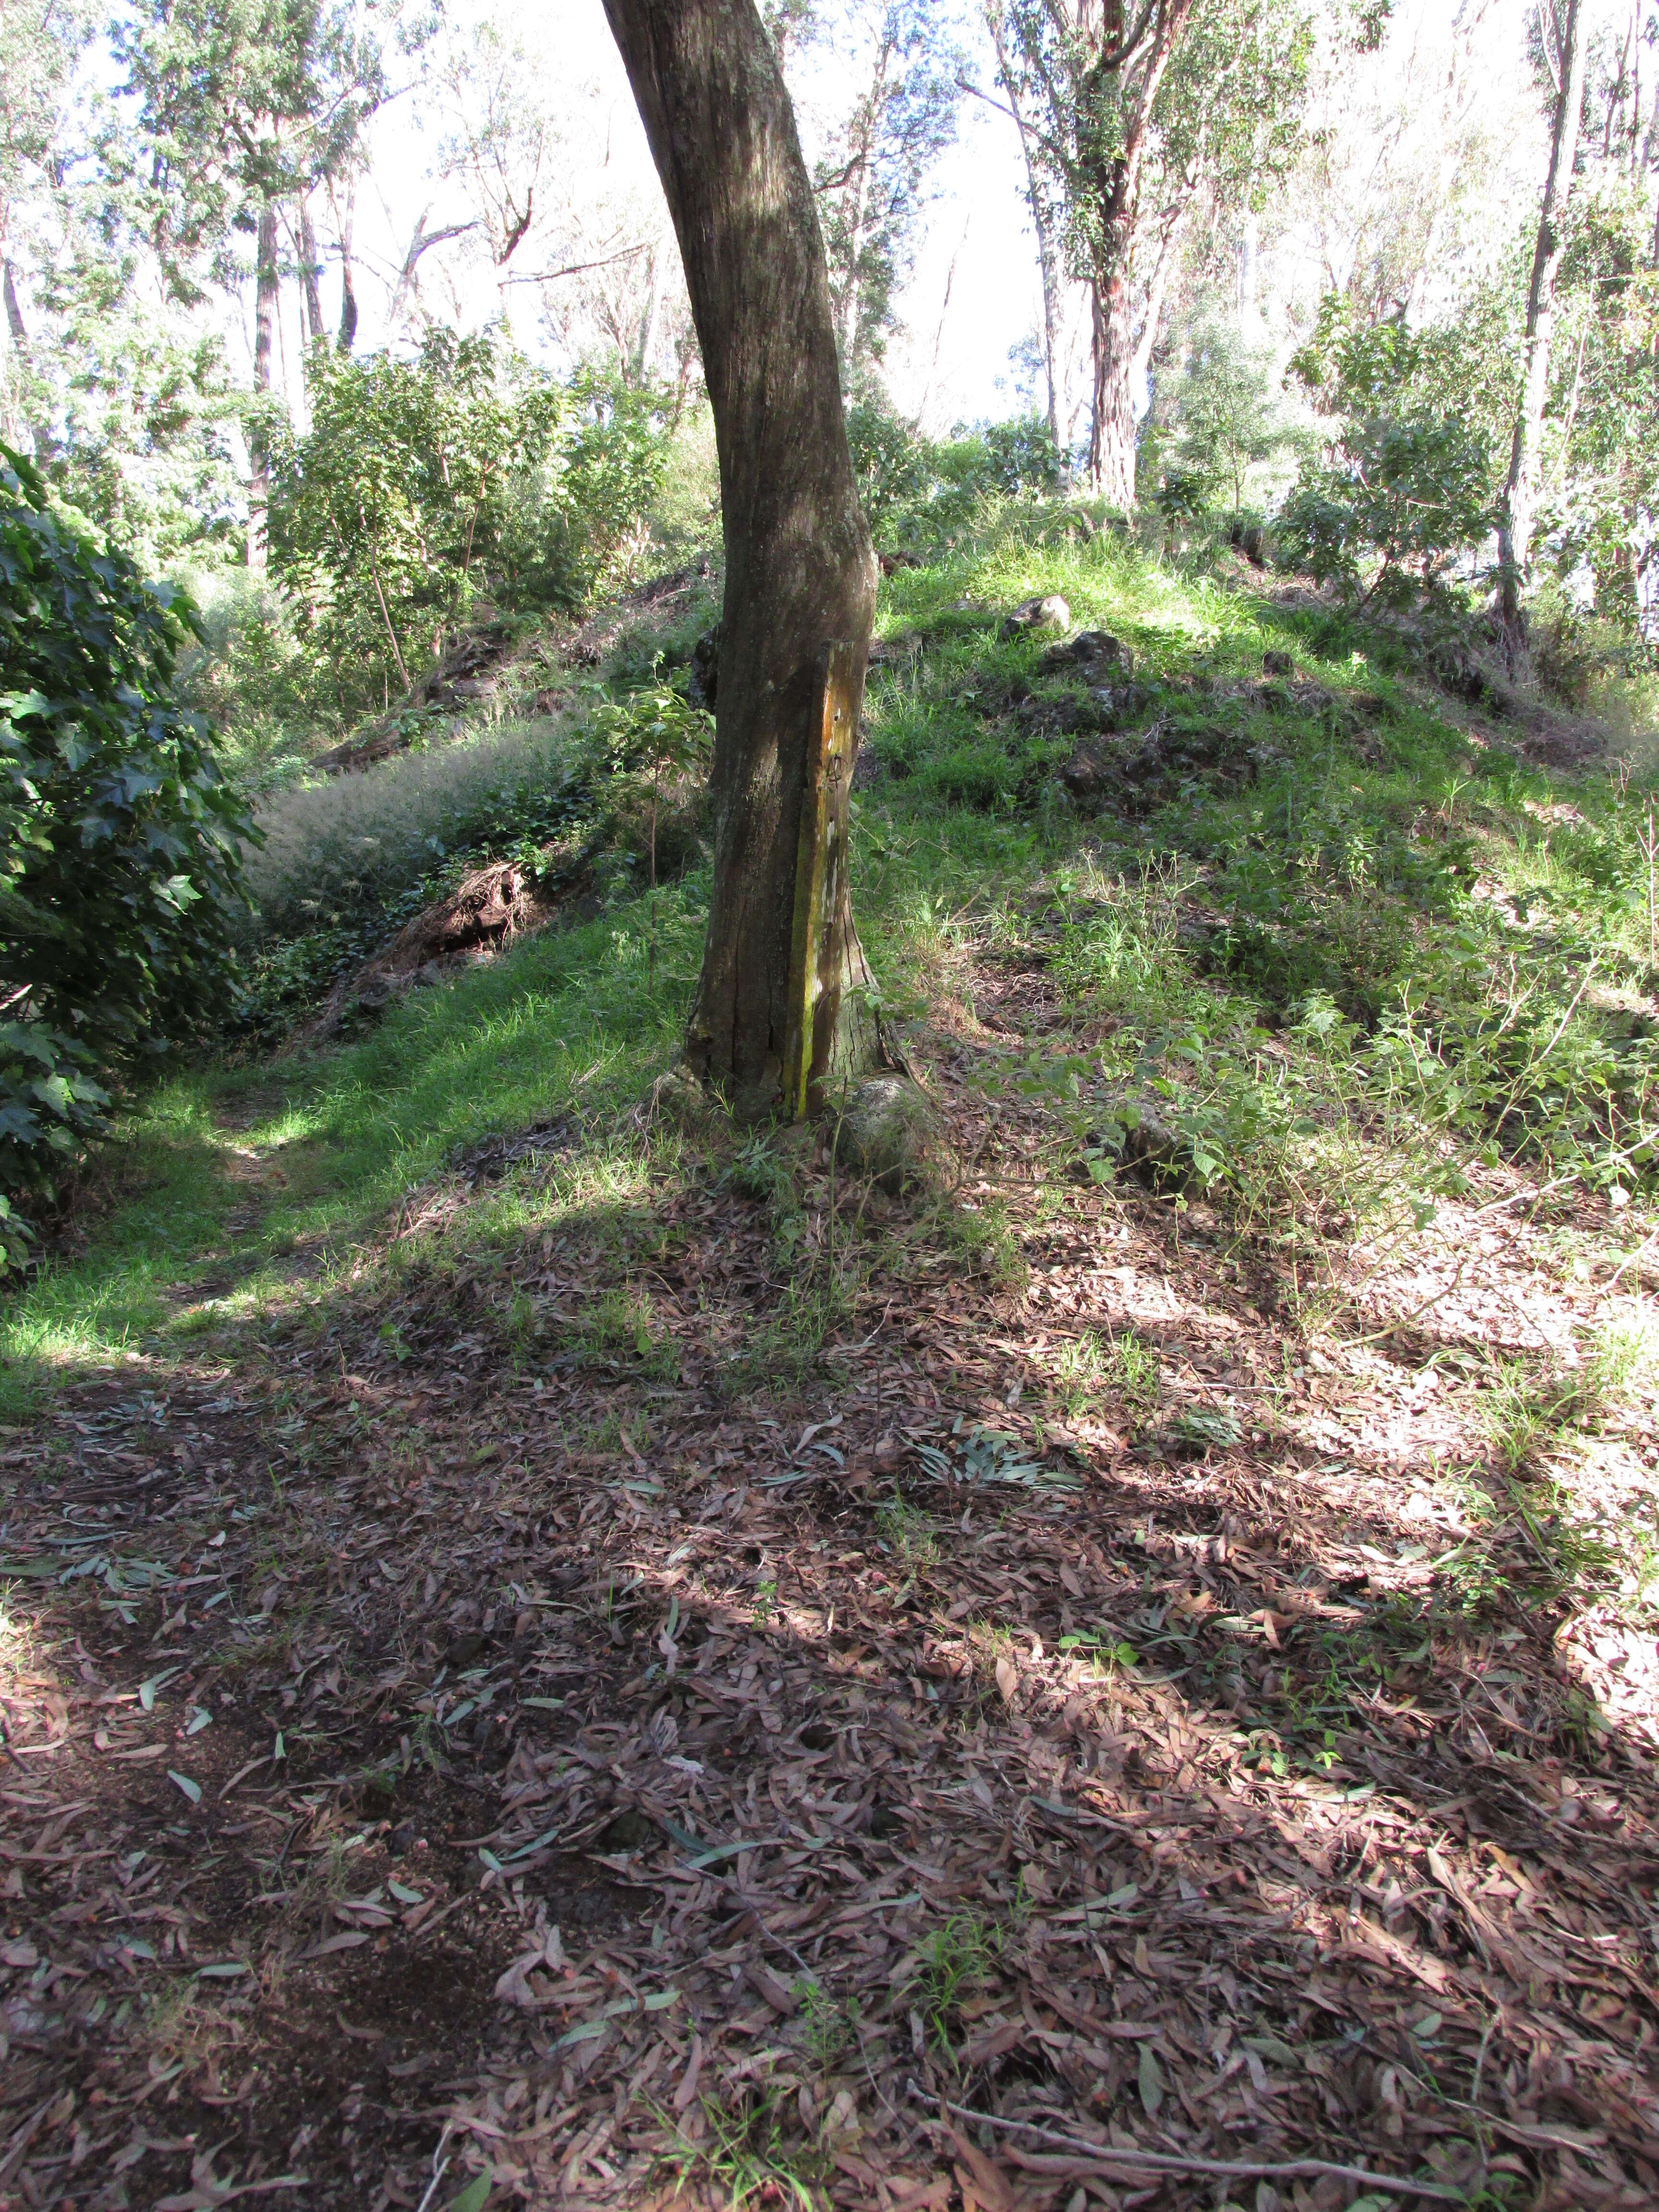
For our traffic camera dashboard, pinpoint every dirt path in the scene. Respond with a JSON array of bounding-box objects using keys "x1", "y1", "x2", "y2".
[{"x1": 2, "y1": 939, "x2": 1656, "y2": 2212}]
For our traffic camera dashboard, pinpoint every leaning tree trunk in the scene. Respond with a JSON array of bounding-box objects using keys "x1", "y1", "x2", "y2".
[
  {"x1": 1498, "y1": 0, "x2": 1589, "y2": 648},
  {"x1": 602, "y1": 0, "x2": 884, "y2": 1121}
]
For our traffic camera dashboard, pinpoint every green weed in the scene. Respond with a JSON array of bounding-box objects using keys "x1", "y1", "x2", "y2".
[
  {"x1": 1051, "y1": 1330, "x2": 1107, "y2": 1418},
  {"x1": 908, "y1": 1911, "x2": 999, "y2": 2059},
  {"x1": 672, "y1": 2086, "x2": 826, "y2": 2212},
  {"x1": 1111, "y1": 1330, "x2": 1162, "y2": 1419},
  {"x1": 874, "y1": 1493, "x2": 939, "y2": 1573}
]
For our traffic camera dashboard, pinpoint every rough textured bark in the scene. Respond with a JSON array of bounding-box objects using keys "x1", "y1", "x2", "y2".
[
  {"x1": 1498, "y1": 0, "x2": 1589, "y2": 640},
  {"x1": 601, "y1": 0, "x2": 882, "y2": 1119},
  {"x1": 298, "y1": 194, "x2": 327, "y2": 346},
  {"x1": 246, "y1": 203, "x2": 279, "y2": 574},
  {"x1": 1087, "y1": 216, "x2": 1139, "y2": 510},
  {"x1": 1077, "y1": 0, "x2": 1193, "y2": 507}
]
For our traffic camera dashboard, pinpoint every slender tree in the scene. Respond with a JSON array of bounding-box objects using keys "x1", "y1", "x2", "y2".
[
  {"x1": 601, "y1": 0, "x2": 885, "y2": 1118},
  {"x1": 815, "y1": 3, "x2": 961, "y2": 383},
  {"x1": 985, "y1": 2, "x2": 1066, "y2": 453},
  {"x1": 1498, "y1": 0, "x2": 1591, "y2": 646},
  {"x1": 114, "y1": 0, "x2": 385, "y2": 563},
  {"x1": 994, "y1": 0, "x2": 1312, "y2": 508}
]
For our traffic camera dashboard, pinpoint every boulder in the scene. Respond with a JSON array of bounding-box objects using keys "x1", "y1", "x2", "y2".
[
  {"x1": 1059, "y1": 742, "x2": 1125, "y2": 807},
  {"x1": 829, "y1": 1073, "x2": 941, "y2": 1194},
  {"x1": 1041, "y1": 629, "x2": 1133, "y2": 677},
  {"x1": 1000, "y1": 593, "x2": 1070, "y2": 639}
]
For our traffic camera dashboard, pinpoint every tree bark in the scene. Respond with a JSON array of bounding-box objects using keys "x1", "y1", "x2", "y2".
[
  {"x1": 1077, "y1": 2, "x2": 1193, "y2": 507},
  {"x1": 601, "y1": 0, "x2": 882, "y2": 1120},
  {"x1": 330, "y1": 177, "x2": 359, "y2": 353},
  {"x1": 1498, "y1": 0, "x2": 1589, "y2": 644},
  {"x1": 247, "y1": 201, "x2": 279, "y2": 574},
  {"x1": 1087, "y1": 217, "x2": 1139, "y2": 511},
  {"x1": 299, "y1": 193, "x2": 327, "y2": 346},
  {"x1": 988, "y1": 10, "x2": 1063, "y2": 457}
]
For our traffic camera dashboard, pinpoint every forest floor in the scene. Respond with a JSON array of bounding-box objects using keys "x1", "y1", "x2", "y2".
[{"x1": 2, "y1": 527, "x2": 1658, "y2": 2212}]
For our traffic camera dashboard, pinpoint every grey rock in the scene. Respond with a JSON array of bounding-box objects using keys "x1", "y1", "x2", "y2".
[
  {"x1": 830, "y1": 1073, "x2": 941, "y2": 1194},
  {"x1": 1000, "y1": 593, "x2": 1070, "y2": 639}
]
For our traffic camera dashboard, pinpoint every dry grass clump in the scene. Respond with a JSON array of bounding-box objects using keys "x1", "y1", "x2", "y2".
[{"x1": 242, "y1": 716, "x2": 578, "y2": 930}]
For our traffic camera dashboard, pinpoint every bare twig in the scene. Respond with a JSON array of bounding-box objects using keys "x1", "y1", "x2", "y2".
[{"x1": 906, "y1": 2083, "x2": 1463, "y2": 2200}]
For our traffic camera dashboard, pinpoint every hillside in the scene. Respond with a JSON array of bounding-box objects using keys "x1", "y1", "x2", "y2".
[{"x1": 2, "y1": 513, "x2": 1657, "y2": 2212}]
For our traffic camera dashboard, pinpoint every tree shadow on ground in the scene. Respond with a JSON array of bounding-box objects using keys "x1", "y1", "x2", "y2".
[{"x1": 1, "y1": 1141, "x2": 1654, "y2": 2212}]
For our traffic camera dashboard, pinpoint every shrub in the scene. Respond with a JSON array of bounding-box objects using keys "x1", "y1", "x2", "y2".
[
  {"x1": 979, "y1": 414, "x2": 1064, "y2": 498},
  {"x1": 846, "y1": 396, "x2": 929, "y2": 529},
  {"x1": 242, "y1": 719, "x2": 586, "y2": 937},
  {"x1": 267, "y1": 342, "x2": 673, "y2": 724},
  {"x1": 1280, "y1": 298, "x2": 1494, "y2": 607},
  {"x1": 0, "y1": 445, "x2": 252, "y2": 1261}
]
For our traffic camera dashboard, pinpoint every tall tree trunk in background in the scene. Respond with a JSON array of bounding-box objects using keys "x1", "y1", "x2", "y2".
[
  {"x1": 1, "y1": 260, "x2": 25, "y2": 351},
  {"x1": 987, "y1": 10, "x2": 1062, "y2": 457},
  {"x1": 1086, "y1": 211, "x2": 1140, "y2": 509},
  {"x1": 601, "y1": 0, "x2": 883, "y2": 1119},
  {"x1": 1, "y1": 256, "x2": 42, "y2": 463},
  {"x1": 331, "y1": 177, "x2": 359, "y2": 354},
  {"x1": 834, "y1": 36, "x2": 892, "y2": 372},
  {"x1": 246, "y1": 202, "x2": 279, "y2": 574},
  {"x1": 298, "y1": 194, "x2": 327, "y2": 346},
  {"x1": 1498, "y1": 0, "x2": 1588, "y2": 648},
  {"x1": 1078, "y1": 0, "x2": 1193, "y2": 509}
]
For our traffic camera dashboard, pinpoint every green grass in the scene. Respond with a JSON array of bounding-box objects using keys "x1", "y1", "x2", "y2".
[
  {"x1": 7, "y1": 497, "x2": 1659, "y2": 1427},
  {"x1": 0, "y1": 889, "x2": 705, "y2": 1417}
]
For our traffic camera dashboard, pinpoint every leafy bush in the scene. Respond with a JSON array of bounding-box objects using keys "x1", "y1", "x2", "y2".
[
  {"x1": 534, "y1": 367, "x2": 675, "y2": 602},
  {"x1": 1280, "y1": 299, "x2": 1494, "y2": 606},
  {"x1": 846, "y1": 397, "x2": 929, "y2": 529},
  {"x1": 1148, "y1": 312, "x2": 1305, "y2": 515},
  {"x1": 978, "y1": 415, "x2": 1064, "y2": 498},
  {"x1": 269, "y1": 332, "x2": 561, "y2": 720},
  {"x1": 268, "y1": 341, "x2": 673, "y2": 726},
  {"x1": 0, "y1": 445, "x2": 252, "y2": 1260}
]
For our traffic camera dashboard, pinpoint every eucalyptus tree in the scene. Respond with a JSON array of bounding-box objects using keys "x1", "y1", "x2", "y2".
[
  {"x1": 814, "y1": 2, "x2": 962, "y2": 381},
  {"x1": 989, "y1": 0, "x2": 1314, "y2": 508},
  {"x1": 601, "y1": 0, "x2": 885, "y2": 1118},
  {"x1": 0, "y1": 0, "x2": 89, "y2": 457},
  {"x1": 113, "y1": 0, "x2": 387, "y2": 567},
  {"x1": 1498, "y1": 0, "x2": 1590, "y2": 649}
]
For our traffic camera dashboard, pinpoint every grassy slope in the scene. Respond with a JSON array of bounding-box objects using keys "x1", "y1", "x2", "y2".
[
  {"x1": 8, "y1": 511, "x2": 1657, "y2": 1423},
  {"x1": 3, "y1": 510, "x2": 1659, "y2": 2209}
]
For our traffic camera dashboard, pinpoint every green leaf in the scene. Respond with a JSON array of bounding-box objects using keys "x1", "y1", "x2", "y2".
[
  {"x1": 1138, "y1": 2041, "x2": 1165, "y2": 2116},
  {"x1": 447, "y1": 2176, "x2": 492, "y2": 2212},
  {"x1": 167, "y1": 1770, "x2": 201, "y2": 1804}
]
